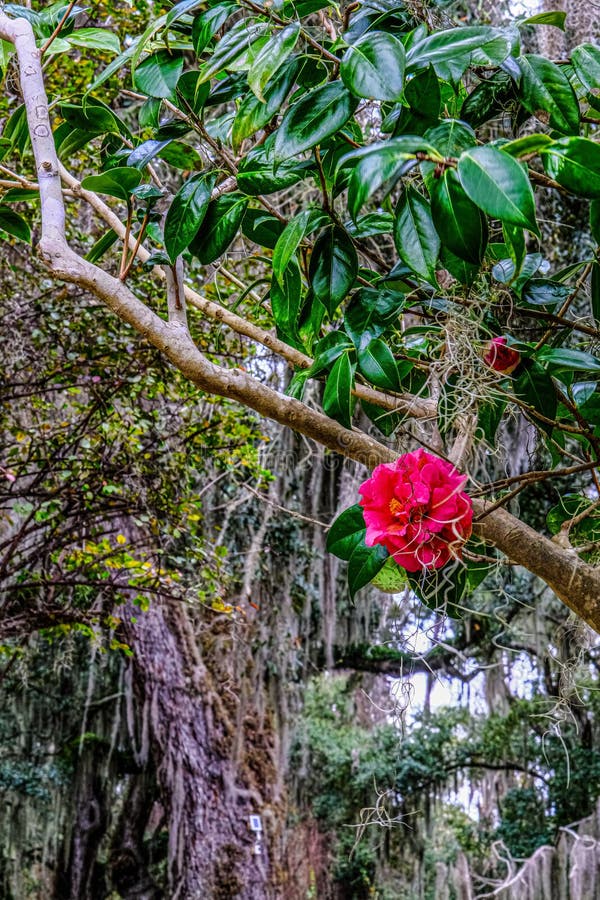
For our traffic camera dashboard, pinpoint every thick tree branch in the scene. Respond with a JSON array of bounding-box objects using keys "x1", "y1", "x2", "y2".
[{"x1": 2, "y1": 12, "x2": 600, "y2": 631}]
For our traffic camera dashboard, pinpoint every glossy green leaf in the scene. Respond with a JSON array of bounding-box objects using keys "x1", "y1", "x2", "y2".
[
  {"x1": 323, "y1": 352, "x2": 355, "y2": 428},
  {"x1": 394, "y1": 186, "x2": 440, "y2": 284},
  {"x1": 344, "y1": 288, "x2": 405, "y2": 352},
  {"x1": 273, "y1": 208, "x2": 328, "y2": 284},
  {"x1": 536, "y1": 347, "x2": 600, "y2": 375},
  {"x1": 517, "y1": 54, "x2": 580, "y2": 135},
  {"x1": 341, "y1": 31, "x2": 406, "y2": 102},
  {"x1": 159, "y1": 142, "x2": 202, "y2": 171},
  {"x1": 247, "y1": 23, "x2": 299, "y2": 101},
  {"x1": 357, "y1": 339, "x2": 400, "y2": 390},
  {"x1": 0, "y1": 206, "x2": 31, "y2": 243},
  {"x1": 430, "y1": 169, "x2": 488, "y2": 265},
  {"x1": 592, "y1": 262, "x2": 600, "y2": 323},
  {"x1": 521, "y1": 278, "x2": 570, "y2": 306},
  {"x1": 304, "y1": 332, "x2": 354, "y2": 379},
  {"x1": 192, "y1": 3, "x2": 236, "y2": 55},
  {"x1": 571, "y1": 43, "x2": 600, "y2": 92},
  {"x1": 241, "y1": 209, "x2": 286, "y2": 249},
  {"x1": 273, "y1": 82, "x2": 358, "y2": 163},
  {"x1": 232, "y1": 58, "x2": 297, "y2": 149},
  {"x1": 461, "y1": 71, "x2": 515, "y2": 129},
  {"x1": 164, "y1": 173, "x2": 215, "y2": 262},
  {"x1": 309, "y1": 225, "x2": 358, "y2": 316},
  {"x1": 188, "y1": 193, "x2": 248, "y2": 264},
  {"x1": 270, "y1": 258, "x2": 303, "y2": 347},
  {"x1": 80, "y1": 168, "x2": 142, "y2": 202},
  {"x1": 85, "y1": 227, "x2": 120, "y2": 264},
  {"x1": 66, "y1": 27, "x2": 121, "y2": 55},
  {"x1": 407, "y1": 562, "x2": 468, "y2": 617},
  {"x1": 198, "y1": 20, "x2": 269, "y2": 83},
  {"x1": 540, "y1": 137, "x2": 600, "y2": 199},
  {"x1": 347, "y1": 542, "x2": 389, "y2": 599},
  {"x1": 591, "y1": 200, "x2": 600, "y2": 244},
  {"x1": 340, "y1": 137, "x2": 438, "y2": 221},
  {"x1": 165, "y1": 0, "x2": 204, "y2": 27},
  {"x1": 407, "y1": 26, "x2": 512, "y2": 77},
  {"x1": 522, "y1": 10, "x2": 566, "y2": 28},
  {"x1": 457, "y1": 145, "x2": 539, "y2": 235},
  {"x1": 133, "y1": 51, "x2": 184, "y2": 99},
  {"x1": 502, "y1": 222, "x2": 526, "y2": 277},
  {"x1": 477, "y1": 396, "x2": 507, "y2": 444},
  {"x1": 513, "y1": 359, "x2": 557, "y2": 434},
  {"x1": 326, "y1": 503, "x2": 366, "y2": 560},
  {"x1": 237, "y1": 142, "x2": 313, "y2": 195},
  {"x1": 501, "y1": 133, "x2": 554, "y2": 157}
]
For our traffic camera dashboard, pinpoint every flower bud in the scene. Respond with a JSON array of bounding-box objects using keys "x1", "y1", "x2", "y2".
[{"x1": 484, "y1": 336, "x2": 521, "y2": 375}]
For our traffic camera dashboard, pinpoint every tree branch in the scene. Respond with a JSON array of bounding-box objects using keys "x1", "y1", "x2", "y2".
[{"x1": 2, "y1": 12, "x2": 600, "y2": 631}]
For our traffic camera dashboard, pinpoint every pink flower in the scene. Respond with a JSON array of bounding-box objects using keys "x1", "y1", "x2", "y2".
[
  {"x1": 483, "y1": 336, "x2": 520, "y2": 375},
  {"x1": 358, "y1": 449, "x2": 473, "y2": 572}
]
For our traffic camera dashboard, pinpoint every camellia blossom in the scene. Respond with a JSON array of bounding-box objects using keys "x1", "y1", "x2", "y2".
[
  {"x1": 483, "y1": 336, "x2": 521, "y2": 375},
  {"x1": 358, "y1": 449, "x2": 473, "y2": 572}
]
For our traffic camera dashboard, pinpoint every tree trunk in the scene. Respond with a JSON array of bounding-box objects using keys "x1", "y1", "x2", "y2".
[{"x1": 121, "y1": 598, "x2": 277, "y2": 899}]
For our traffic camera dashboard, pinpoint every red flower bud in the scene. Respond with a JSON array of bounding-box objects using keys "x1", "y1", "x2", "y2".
[{"x1": 483, "y1": 336, "x2": 521, "y2": 375}]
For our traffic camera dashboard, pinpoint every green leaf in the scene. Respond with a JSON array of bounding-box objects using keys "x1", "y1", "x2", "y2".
[
  {"x1": 326, "y1": 503, "x2": 366, "y2": 560},
  {"x1": 345, "y1": 212, "x2": 394, "y2": 239},
  {"x1": 571, "y1": 43, "x2": 600, "y2": 92},
  {"x1": 197, "y1": 20, "x2": 268, "y2": 83},
  {"x1": 304, "y1": 332, "x2": 354, "y2": 379},
  {"x1": 85, "y1": 228, "x2": 119, "y2": 263},
  {"x1": 461, "y1": 71, "x2": 515, "y2": 129},
  {"x1": 323, "y1": 352, "x2": 355, "y2": 428},
  {"x1": 339, "y1": 137, "x2": 438, "y2": 221},
  {"x1": 430, "y1": 169, "x2": 488, "y2": 265},
  {"x1": 133, "y1": 50, "x2": 184, "y2": 99},
  {"x1": 270, "y1": 259, "x2": 303, "y2": 347},
  {"x1": 0, "y1": 206, "x2": 31, "y2": 243},
  {"x1": 188, "y1": 193, "x2": 248, "y2": 264},
  {"x1": 165, "y1": 0, "x2": 205, "y2": 27},
  {"x1": 513, "y1": 359, "x2": 557, "y2": 434},
  {"x1": 536, "y1": 347, "x2": 600, "y2": 375},
  {"x1": 344, "y1": 288, "x2": 405, "y2": 352},
  {"x1": 273, "y1": 82, "x2": 358, "y2": 163},
  {"x1": 247, "y1": 23, "x2": 299, "y2": 101},
  {"x1": 59, "y1": 100, "x2": 127, "y2": 138},
  {"x1": 501, "y1": 133, "x2": 554, "y2": 157},
  {"x1": 273, "y1": 208, "x2": 328, "y2": 284},
  {"x1": 457, "y1": 145, "x2": 539, "y2": 235},
  {"x1": 502, "y1": 222, "x2": 526, "y2": 276},
  {"x1": 477, "y1": 396, "x2": 507, "y2": 444},
  {"x1": 517, "y1": 54, "x2": 580, "y2": 135},
  {"x1": 309, "y1": 225, "x2": 358, "y2": 316},
  {"x1": 371, "y1": 557, "x2": 407, "y2": 593},
  {"x1": 192, "y1": 3, "x2": 236, "y2": 55},
  {"x1": 341, "y1": 31, "x2": 406, "y2": 102},
  {"x1": 592, "y1": 262, "x2": 600, "y2": 324},
  {"x1": 591, "y1": 200, "x2": 600, "y2": 244},
  {"x1": 232, "y1": 58, "x2": 297, "y2": 149},
  {"x1": 357, "y1": 339, "x2": 400, "y2": 390},
  {"x1": 540, "y1": 137, "x2": 600, "y2": 199},
  {"x1": 347, "y1": 542, "x2": 389, "y2": 599},
  {"x1": 80, "y1": 168, "x2": 142, "y2": 202},
  {"x1": 164, "y1": 173, "x2": 215, "y2": 262},
  {"x1": 522, "y1": 10, "x2": 567, "y2": 29},
  {"x1": 407, "y1": 26, "x2": 512, "y2": 78},
  {"x1": 1, "y1": 187, "x2": 38, "y2": 203},
  {"x1": 394, "y1": 186, "x2": 440, "y2": 284},
  {"x1": 237, "y1": 142, "x2": 313, "y2": 195},
  {"x1": 85, "y1": 41, "x2": 138, "y2": 96},
  {"x1": 241, "y1": 209, "x2": 286, "y2": 249},
  {"x1": 407, "y1": 562, "x2": 468, "y2": 617},
  {"x1": 128, "y1": 139, "x2": 173, "y2": 169},
  {"x1": 66, "y1": 27, "x2": 121, "y2": 55},
  {"x1": 159, "y1": 142, "x2": 202, "y2": 170},
  {"x1": 521, "y1": 278, "x2": 570, "y2": 306}
]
